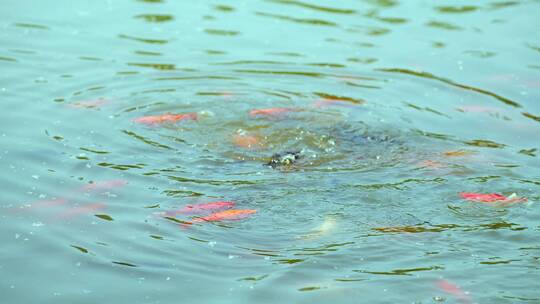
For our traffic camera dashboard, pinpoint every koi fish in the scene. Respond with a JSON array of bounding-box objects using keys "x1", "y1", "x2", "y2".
[
  {"x1": 232, "y1": 134, "x2": 263, "y2": 149},
  {"x1": 313, "y1": 99, "x2": 358, "y2": 108},
  {"x1": 165, "y1": 201, "x2": 235, "y2": 216},
  {"x1": 31, "y1": 198, "x2": 67, "y2": 208},
  {"x1": 192, "y1": 209, "x2": 256, "y2": 223},
  {"x1": 81, "y1": 179, "x2": 128, "y2": 192},
  {"x1": 249, "y1": 107, "x2": 298, "y2": 117},
  {"x1": 459, "y1": 192, "x2": 527, "y2": 203},
  {"x1": 56, "y1": 203, "x2": 106, "y2": 219},
  {"x1": 436, "y1": 280, "x2": 473, "y2": 304},
  {"x1": 417, "y1": 160, "x2": 447, "y2": 169},
  {"x1": 8, "y1": 198, "x2": 67, "y2": 214},
  {"x1": 68, "y1": 98, "x2": 110, "y2": 109},
  {"x1": 133, "y1": 112, "x2": 198, "y2": 125}
]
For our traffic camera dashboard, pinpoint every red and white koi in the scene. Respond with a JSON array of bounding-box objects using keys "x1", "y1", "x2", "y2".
[
  {"x1": 459, "y1": 192, "x2": 527, "y2": 204},
  {"x1": 165, "y1": 201, "x2": 235, "y2": 216},
  {"x1": 436, "y1": 279, "x2": 473, "y2": 304},
  {"x1": 133, "y1": 112, "x2": 198, "y2": 125}
]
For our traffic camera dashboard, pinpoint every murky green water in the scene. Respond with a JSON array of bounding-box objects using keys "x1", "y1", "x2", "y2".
[{"x1": 1, "y1": 1, "x2": 539, "y2": 303}]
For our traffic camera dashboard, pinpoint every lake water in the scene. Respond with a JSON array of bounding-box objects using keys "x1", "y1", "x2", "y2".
[{"x1": 1, "y1": 1, "x2": 539, "y2": 303}]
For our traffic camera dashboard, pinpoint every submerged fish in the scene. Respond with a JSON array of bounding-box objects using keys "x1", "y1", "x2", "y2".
[
  {"x1": 312, "y1": 99, "x2": 359, "y2": 108},
  {"x1": 232, "y1": 134, "x2": 263, "y2": 149},
  {"x1": 459, "y1": 192, "x2": 527, "y2": 203},
  {"x1": 133, "y1": 112, "x2": 198, "y2": 125},
  {"x1": 81, "y1": 179, "x2": 128, "y2": 192},
  {"x1": 249, "y1": 107, "x2": 298, "y2": 117},
  {"x1": 436, "y1": 280, "x2": 473, "y2": 304},
  {"x1": 165, "y1": 201, "x2": 235, "y2": 216},
  {"x1": 56, "y1": 203, "x2": 106, "y2": 219},
  {"x1": 68, "y1": 98, "x2": 110, "y2": 109},
  {"x1": 192, "y1": 209, "x2": 257, "y2": 222}
]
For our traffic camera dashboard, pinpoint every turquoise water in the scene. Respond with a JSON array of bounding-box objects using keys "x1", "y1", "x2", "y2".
[{"x1": 1, "y1": 1, "x2": 539, "y2": 303}]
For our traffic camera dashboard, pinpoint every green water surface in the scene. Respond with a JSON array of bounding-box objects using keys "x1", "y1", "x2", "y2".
[{"x1": 1, "y1": 1, "x2": 539, "y2": 303}]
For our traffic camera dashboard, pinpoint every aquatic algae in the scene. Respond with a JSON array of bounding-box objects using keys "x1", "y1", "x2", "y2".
[
  {"x1": 192, "y1": 209, "x2": 256, "y2": 222},
  {"x1": 459, "y1": 192, "x2": 527, "y2": 203},
  {"x1": 443, "y1": 150, "x2": 475, "y2": 157},
  {"x1": 133, "y1": 112, "x2": 198, "y2": 125},
  {"x1": 312, "y1": 93, "x2": 364, "y2": 108},
  {"x1": 436, "y1": 280, "x2": 473, "y2": 304},
  {"x1": 165, "y1": 201, "x2": 235, "y2": 216},
  {"x1": 249, "y1": 107, "x2": 298, "y2": 117}
]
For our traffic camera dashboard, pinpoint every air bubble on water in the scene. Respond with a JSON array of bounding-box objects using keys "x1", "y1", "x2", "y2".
[
  {"x1": 15, "y1": 233, "x2": 20, "y2": 239},
  {"x1": 32, "y1": 175, "x2": 39, "y2": 180},
  {"x1": 32, "y1": 222, "x2": 44, "y2": 227},
  {"x1": 228, "y1": 254, "x2": 237, "y2": 259},
  {"x1": 76, "y1": 262, "x2": 81, "y2": 267},
  {"x1": 38, "y1": 194, "x2": 46, "y2": 199},
  {"x1": 166, "y1": 277, "x2": 170, "y2": 281},
  {"x1": 208, "y1": 241, "x2": 217, "y2": 247},
  {"x1": 86, "y1": 163, "x2": 91, "y2": 168}
]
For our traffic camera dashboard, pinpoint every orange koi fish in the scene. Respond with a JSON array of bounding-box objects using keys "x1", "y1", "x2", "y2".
[
  {"x1": 249, "y1": 107, "x2": 298, "y2": 117},
  {"x1": 81, "y1": 179, "x2": 128, "y2": 192},
  {"x1": 436, "y1": 280, "x2": 473, "y2": 304},
  {"x1": 232, "y1": 133, "x2": 263, "y2": 149},
  {"x1": 133, "y1": 112, "x2": 198, "y2": 125},
  {"x1": 165, "y1": 201, "x2": 235, "y2": 216},
  {"x1": 192, "y1": 209, "x2": 256, "y2": 223}
]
